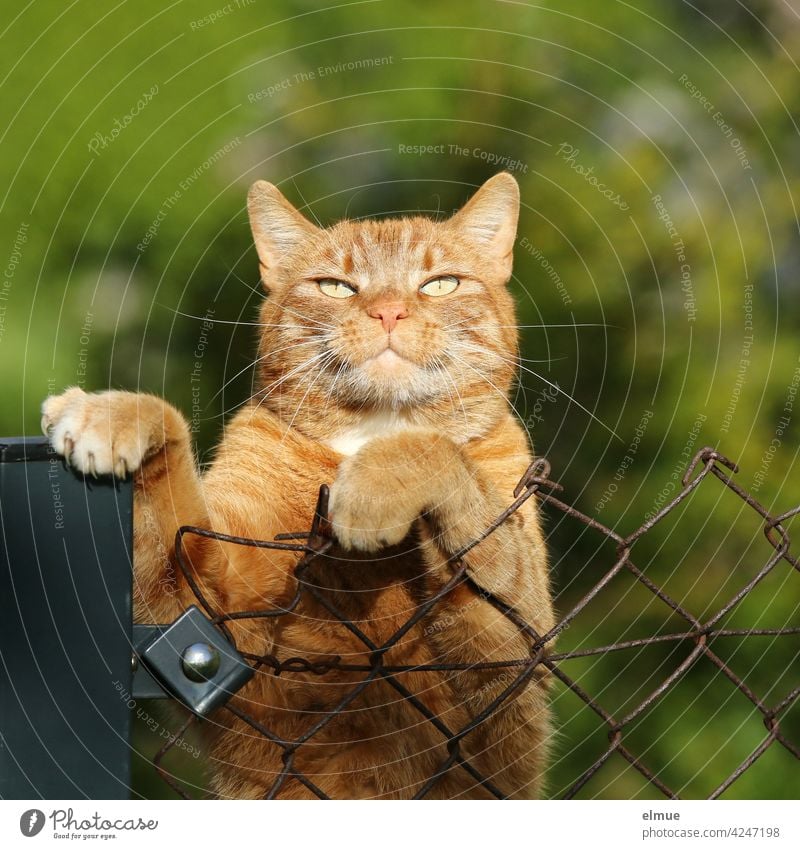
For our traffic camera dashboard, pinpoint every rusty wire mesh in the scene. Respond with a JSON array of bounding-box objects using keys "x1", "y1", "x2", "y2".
[{"x1": 151, "y1": 446, "x2": 800, "y2": 799}]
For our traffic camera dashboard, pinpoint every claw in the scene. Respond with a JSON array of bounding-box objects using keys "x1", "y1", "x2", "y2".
[
  {"x1": 87, "y1": 451, "x2": 98, "y2": 478},
  {"x1": 40, "y1": 414, "x2": 51, "y2": 436},
  {"x1": 63, "y1": 435, "x2": 74, "y2": 466}
]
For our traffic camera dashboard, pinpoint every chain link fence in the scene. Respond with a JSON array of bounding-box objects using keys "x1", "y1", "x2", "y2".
[{"x1": 149, "y1": 446, "x2": 799, "y2": 799}]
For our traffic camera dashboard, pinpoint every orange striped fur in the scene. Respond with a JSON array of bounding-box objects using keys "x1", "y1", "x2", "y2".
[{"x1": 42, "y1": 173, "x2": 554, "y2": 798}]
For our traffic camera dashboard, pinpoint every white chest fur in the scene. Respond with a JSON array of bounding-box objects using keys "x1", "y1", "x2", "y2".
[{"x1": 324, "y1": 411, "x2": 415, "y2": 456}]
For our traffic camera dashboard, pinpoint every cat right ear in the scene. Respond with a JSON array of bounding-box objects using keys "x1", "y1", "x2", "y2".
[
  {"x1": 449, "y1": 172, "x2": 520, "y2": 283},
  {"x1": 247, "y1": 181, "x2": 319, "y2": 288}
]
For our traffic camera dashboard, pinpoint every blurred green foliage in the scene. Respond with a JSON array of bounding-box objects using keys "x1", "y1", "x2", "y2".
[{"x1": 1, "y1": 0, "x2": 798, "y2": 799}]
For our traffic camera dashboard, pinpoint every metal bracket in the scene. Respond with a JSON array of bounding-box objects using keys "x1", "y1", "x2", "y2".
[{"x1": 132, "y1": 606, "x2": 254, "y2": 716}]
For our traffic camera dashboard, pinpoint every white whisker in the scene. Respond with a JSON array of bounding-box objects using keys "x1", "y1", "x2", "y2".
[
  {"x1": 451, "y1": 340, "x2": 621, "y2": 441},
  {"x1": 280, "y1": 350, "x2": 338, "y2": 442},
  {"x1": 432, "y1": 354, "x2": 469, "y2": 427},
  {"x1": 278, "y1": 303, "x2": 335, "y2": 330},
  {"x1": 220, "y1": 263, "x2": 265, "y2": 299},
  {"x1": 488, "y1": 323, "x2": 615, "y2": 330},
  {"x1": 445, "y1": 316, "x2": 613, "y2": 331},
  {"x1": 451, "y1": 339, "x2": 563, "y2": 367},
  {"x1": 159, "y1": 304, "x2": 338, "y2": 334},
  {"x1": 200, "y1": 346, "x2": 332, "y2": 423},
  {"x1": 205, "y1": 336, "x2": 329, "y2": 409},
  {"x1": 251, "y1": 349, "x2": 334, "y2": 416},
  {"x1": 320, "y1": 356, "x2": 350, "y2": 419}
]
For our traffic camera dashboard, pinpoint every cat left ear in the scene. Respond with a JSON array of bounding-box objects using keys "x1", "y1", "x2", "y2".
[
  {"x1": 247, "y1": 181, "x2": 319, "y2": 286},
  {"x1": 449, "y1": 172, "x2": 520, "y2": 282}
]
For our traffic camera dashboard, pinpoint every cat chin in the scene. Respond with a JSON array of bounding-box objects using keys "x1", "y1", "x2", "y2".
[
  {"x1": 336, "y1": 365, "x2": 446, "y2": 410},
  {"x1": 373, "y1": 348, "x2": 404, "y2": 363},
  {"x1": 361, "y1": 348, "x2": 413, "y2": 371}
]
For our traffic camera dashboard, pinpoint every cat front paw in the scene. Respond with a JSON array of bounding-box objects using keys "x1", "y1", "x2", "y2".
[
  {"x1": 41, "y1": 387, "x2": 186, "y2": 478},
  {"x1": 327, "y1": 431, "x2": 468, "y2": 553},
  {"x1": 328, "y1": 460, "x2": 420, "y2": 553}
]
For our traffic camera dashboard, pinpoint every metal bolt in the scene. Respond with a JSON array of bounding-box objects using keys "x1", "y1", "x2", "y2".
[
  {"x1": 181, "y1": 642, "x2": 220, "y2": 682},
  {"x1": 131, "y1": 653, "x2": 139, "y2": 674}
]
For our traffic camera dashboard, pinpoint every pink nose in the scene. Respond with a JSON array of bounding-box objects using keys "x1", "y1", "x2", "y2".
[{"x1": 367, "y1": 301, "x2": 409, "y2": 333}]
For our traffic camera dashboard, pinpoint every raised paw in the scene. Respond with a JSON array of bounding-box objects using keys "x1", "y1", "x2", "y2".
[
  {"x1": 328, "y1": 463, "x2": 420, "y2": 553},
  {"x1": 41, "y1": 387, "x2": 183, "y2": 479},
  {"x1": 327, "y1": 431, "x2": 469, "y2": 553}
]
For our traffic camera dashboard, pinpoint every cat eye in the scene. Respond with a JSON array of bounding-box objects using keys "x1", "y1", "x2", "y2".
[
  {"x1": 419, "y1": 275, "x2": 459, "y2": 297},
  {"x1": 318, "y1": 278, "x2": 357, "y2": 299}
]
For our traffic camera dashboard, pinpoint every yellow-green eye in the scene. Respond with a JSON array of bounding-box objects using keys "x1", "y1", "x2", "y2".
[
  {"x1": 318, "y1": 278, "x2": 357, "y2": 299},
  {"x1": 420, "y1": 275, "x2": 459, "y2": 297}
]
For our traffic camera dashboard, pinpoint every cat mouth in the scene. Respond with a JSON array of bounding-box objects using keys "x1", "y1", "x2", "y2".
[
  {"x1": 363, "y1": 346, "x2": 412, "y2": 367},
  {"x1": 374, "y1": 349, "x2": 404, "y2": 364}
]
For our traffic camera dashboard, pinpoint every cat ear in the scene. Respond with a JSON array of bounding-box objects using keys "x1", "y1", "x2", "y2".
[
  {"x1": 450, "y1": 172, "x2": 520, "y2": 281},
  {"x1": 247, "y1": 181, "x2": 319, "y2": 285}
]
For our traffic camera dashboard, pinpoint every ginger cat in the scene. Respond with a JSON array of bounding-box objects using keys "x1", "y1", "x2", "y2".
[{"x1": 42, "y1": 173, "x2": 555, "y2": 799}]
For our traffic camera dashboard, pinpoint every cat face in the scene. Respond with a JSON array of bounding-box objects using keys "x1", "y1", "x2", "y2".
[{"x1": 247, "y1": 174, "x2": 521, "y2": 439}]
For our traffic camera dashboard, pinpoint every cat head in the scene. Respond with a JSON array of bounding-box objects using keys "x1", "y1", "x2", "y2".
[{"x1": 247, "y1": 174, "x2": 521, "y2": 443}]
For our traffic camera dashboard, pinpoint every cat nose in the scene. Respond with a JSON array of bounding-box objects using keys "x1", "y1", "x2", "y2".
[{"x1": 367, "y1": 301, "x2": 409, "y2": 333}]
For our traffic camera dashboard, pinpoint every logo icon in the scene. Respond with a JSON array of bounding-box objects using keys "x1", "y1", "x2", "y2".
[{"x1": 19, "y1": 810, "x2": 45, "y2": 837}]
